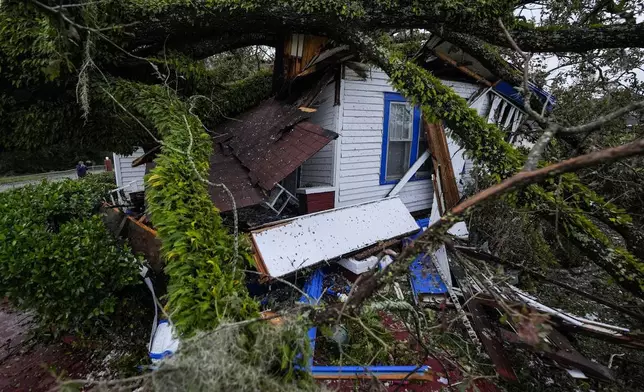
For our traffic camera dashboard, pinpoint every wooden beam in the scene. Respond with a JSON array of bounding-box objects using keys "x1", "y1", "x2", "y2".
[
  {"x1": 434, "y1": 51, "x2": 492, "y2": 87},
  {"x1": 424, "y1": 120, "x2": 460, "y2": 210},
  {"x1": 386, "y1": 150, "x2": 430, "y2": 197}
]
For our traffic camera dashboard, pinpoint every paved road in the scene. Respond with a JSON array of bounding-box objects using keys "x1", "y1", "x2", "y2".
[{"x1": 0, "y1": 167, "x2": 104, "y2": 192}]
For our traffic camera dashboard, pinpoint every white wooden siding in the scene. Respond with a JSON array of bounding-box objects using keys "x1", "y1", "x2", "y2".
[
  {"x1": 451, "y1": 89, "x2": 493, "y2": 195},
  {"x1": 337, "y1": 67, "x2": 483, "y2": 213},
  {"x1": 113, "y1": 149, "x2": 146, "y2": 191},
  {"x1": 299, "y1": 83, "x2": 338, "y2": 187}
]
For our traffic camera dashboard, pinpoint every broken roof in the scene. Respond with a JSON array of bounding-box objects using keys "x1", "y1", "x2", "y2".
[{"x1": 209, "y1": 97, "x2": 338, "y2": 212}]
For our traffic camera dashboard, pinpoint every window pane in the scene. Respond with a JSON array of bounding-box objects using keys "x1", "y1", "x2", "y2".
[
  {"x1": 386, "y1": 141, "x2": 411, "y2": 180},
  {"x1": 389, "y1": 102, "x2": 413, "y2": 141}
]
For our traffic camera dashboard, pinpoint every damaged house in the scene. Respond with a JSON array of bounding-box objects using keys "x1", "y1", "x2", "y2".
[
  {"x1": 104, "y1": 37, "x2": 644, "y2": 388},
  {"x1": 112, "y1": 34, "x2": 553, "y2": 221}
]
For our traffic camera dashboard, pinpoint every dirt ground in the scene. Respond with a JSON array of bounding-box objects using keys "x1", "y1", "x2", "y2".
[{"x1": 0, "y1": 300, "x2": 94, "y2": 392}]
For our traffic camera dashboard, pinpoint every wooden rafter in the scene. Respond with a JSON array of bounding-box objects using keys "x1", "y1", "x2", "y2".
[{"x1": 424, "y1": 120, "x2": 460, "y2": 211}]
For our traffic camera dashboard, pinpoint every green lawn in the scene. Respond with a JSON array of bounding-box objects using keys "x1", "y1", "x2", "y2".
[{"x1": 0, "y1": 172, "x2": 57, "y2": 185}]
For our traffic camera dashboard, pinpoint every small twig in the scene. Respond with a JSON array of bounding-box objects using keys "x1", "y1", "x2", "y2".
[
  {"x1": 100, "y1": 87, "x2": 160, "y2": 143},
  {"x1": 30, "y1": 0, "x2": 138, "y2": 33},
  {"x1": 52, "y1": 0, "x2": 111, "y2": 9},
  {"x1": 393, "y1": 364, "x2": 425, "y2": 392}
]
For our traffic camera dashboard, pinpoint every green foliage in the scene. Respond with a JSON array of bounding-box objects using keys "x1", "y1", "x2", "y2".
[
  {"x1": 188, "y1": 69, "x2": 273, "y2": 127},
  {"x1": 108, "y1": 80, "x2": 259, "y2": 335},
  {"x1": 151, "y1": 320, "x2": 318, "y2": 391},
  {"x1": 0, "y1": 2, "x2": 70, "y2": 88},
  {"x1": 380, "y1": 48, "x2": 644, "y2": 297},
  {"x1": 0, "y1": 174, "x2": 140, "y2": 334},
  {"x1": 318, "y1": 309, "x2": 395, "y2": 365}
]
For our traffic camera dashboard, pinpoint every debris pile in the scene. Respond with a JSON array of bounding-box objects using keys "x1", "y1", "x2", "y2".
[{"x1": 102, "y1": 193, "x2": 644, "y2": 390}]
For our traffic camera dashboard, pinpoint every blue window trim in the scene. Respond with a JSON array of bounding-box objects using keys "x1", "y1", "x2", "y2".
[{"x1": 380, "y1": 92, "x2": 430, "y2": 186}]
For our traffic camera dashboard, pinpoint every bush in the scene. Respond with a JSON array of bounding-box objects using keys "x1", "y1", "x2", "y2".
[{"x1": 0, "y1": 174, "x2": 140, "y2": 334}]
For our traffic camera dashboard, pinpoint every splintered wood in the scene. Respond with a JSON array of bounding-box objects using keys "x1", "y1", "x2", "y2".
[{"x1": 424, "y1": 121, "x2": 460, "y2": 212}]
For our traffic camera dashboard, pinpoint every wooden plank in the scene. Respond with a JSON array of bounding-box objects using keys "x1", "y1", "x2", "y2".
[
  {"x1": 343, "y1": 96, "x2": 384, "y2": 104},
  {"x1": 511, "y1": 112, "x2": 524, "y2": 134},
  {"x1": 339, "y1": 174, "x2": 380, "y2": 184},
  {"x1": 339, "y1": 168, "x2": 380, "y2": 177},
  {"x1": 341, "y1": 136, "x2": 383, "y2": 144},
  {"x1": 312, "y1": 373, "x2": 434, "y2": 381},
  {"x1": 467, "y1": 300, "x2": 518, "y2": 381},
  {"x1": 503, "y1": 107, "x2": 516, "y2": 129},
  {"x1": 387, "y1": 150, "x2": 430, "y2": 197},
  {"x1": 434, "y1": 51, "x2": 492, "y2": 87},
  {"x1": 449, "y1": 261, "x2": 517, "y2": 382},
  {"x1": 340, "y1": 143, "x2": 382, "y2": 151},
  {"x1": 340, "y1": 149, "x2": 381, "y2": 158},
  {"x1": 341, "y1": 155, "x2": 382, "y2": 164},
  {"x1": 424, "y1": 121, "x2": 460, "y2": 211}
]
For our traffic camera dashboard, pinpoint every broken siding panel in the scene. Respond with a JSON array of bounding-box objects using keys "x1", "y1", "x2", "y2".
[
  {"x1": 114, "y1": 148, "x2": 146, "y2": 190},
  {"x1": 299, "y1": 83, "x2": 338, "y2": 186},
  {"x1": 455, "y1": 92, "x2": 493, "y2": 195},
  {"x1": 251, "y1": 198, "x2": 419, "y2": 277}
]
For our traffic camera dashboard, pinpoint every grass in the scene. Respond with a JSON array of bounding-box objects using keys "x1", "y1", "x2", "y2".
[
  {"x1": 0, "y1": 172, "x2": 60, "y2": 185},
  {"x1": 0, "y1": 167, "x2": 104, "y2": 185}
]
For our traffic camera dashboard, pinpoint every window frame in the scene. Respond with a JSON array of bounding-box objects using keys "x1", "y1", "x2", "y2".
[{"x1": 380, "y1": 92, "x2": 430, "y2": 185}]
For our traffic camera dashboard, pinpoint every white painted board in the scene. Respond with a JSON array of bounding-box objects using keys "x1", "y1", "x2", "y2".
[{"x1": 251, "y1": 197, "x2": 419, "y2": 277}]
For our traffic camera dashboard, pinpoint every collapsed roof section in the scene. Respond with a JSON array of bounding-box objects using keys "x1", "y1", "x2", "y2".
[
  {"x1": 250, "y1": 198, "x2": 419, "y2": 277},
  {"x1": 206, "y1": 58, "x2": 343, "y2": 212},
  {"x1": 420, "y1": 35, "x2": 555, "y2": 111},
  {"x1": 209, "y1": 105, "x2": 338, "y2": 211}
]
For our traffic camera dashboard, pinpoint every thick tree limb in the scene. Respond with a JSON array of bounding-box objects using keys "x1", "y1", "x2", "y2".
[
  {"x1": 107, "y1": 2, "x2": 644, "y2": 60},
  {"x1": 477, "y1": 22, "x2": 644, "y2": 53}
]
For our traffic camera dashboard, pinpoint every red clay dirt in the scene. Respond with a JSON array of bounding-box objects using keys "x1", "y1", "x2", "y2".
[{"x1": 0, "y1": 300, "x2": 91, "y2": 392}]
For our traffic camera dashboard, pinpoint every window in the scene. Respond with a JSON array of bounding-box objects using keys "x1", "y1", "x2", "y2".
[{"x1": 380, "y1": 93, "x2": 430, "y2": 185}]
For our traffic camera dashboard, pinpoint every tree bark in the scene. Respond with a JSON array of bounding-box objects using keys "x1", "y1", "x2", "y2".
[{"x1": 116, "y1": 3, "x2": 644, "y2": 60}]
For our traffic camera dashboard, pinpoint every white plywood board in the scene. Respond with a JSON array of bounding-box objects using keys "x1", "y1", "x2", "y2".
[{"x1": 251, "y1": 197, "x2": 419, "y2": 277}]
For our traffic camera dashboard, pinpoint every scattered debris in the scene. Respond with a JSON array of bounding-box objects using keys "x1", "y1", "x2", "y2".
[{"x1": 338, "y1": 256, "x2": 379, "y2": 275}]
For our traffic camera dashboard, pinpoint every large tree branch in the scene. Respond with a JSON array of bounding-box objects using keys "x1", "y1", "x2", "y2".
[
  {"x1": 562, "y1": 100, "x2": 644, "y2": 134},
  {"x1": 477, "y1": 22, "x2": 644, "y2": 53},
  {"x1": 111, "y1": 2, "x2": 644, "y2": 60}
]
